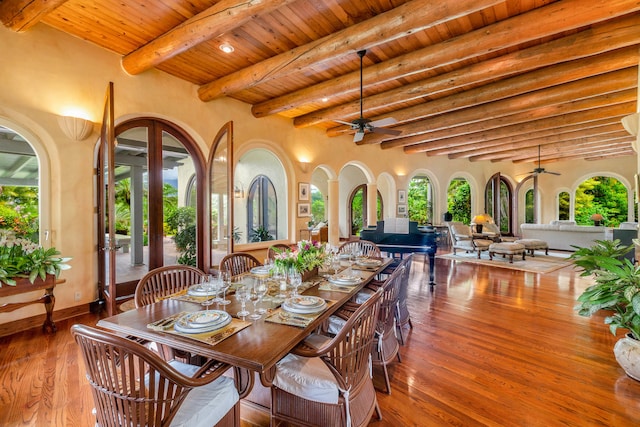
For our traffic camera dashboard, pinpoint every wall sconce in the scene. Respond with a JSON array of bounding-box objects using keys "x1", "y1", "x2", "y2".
[
  {"x1": 234, "y1": 185, "x2": 244, "y2": 199},
  {"x1": 299, "y1": 161, "x2": 310, "y2": 173},
  {"x1": 622, "y1": 113, "x2": 639, "y2": 136},
  {"x1": 57, "y1": 115, "x2": 94, "y2": 141}
]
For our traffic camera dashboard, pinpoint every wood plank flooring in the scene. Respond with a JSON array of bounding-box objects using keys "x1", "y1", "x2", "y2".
[{"x1": 2, "y1": 252, "x2": 640, "y2": 426}]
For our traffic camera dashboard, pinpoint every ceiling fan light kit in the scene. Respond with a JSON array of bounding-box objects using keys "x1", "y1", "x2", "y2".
[{"x1": 335, "y1": 50, "x2": 402, "y2": 142}]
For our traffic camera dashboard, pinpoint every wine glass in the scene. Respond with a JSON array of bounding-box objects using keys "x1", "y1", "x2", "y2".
[
  {"x1": 255, "y1": 277, "x2": 268, "y2": 314},
  {"x1": 290, "y1": 271, "x2": 302, "y2": 296},
  {"x1": 331, "y1": 252, "x2": 341, "y2": 277},
  {"x1": 274, "y1": 267, "x2": 287, "y2": 299},
  {"x1": 200, "y1": 275, "x2": 217, "y2": 312},
  {"x1": 248, "y1": 279, "x2": 262, "y2": 320},
  {"x1": 235, "y1": 285, "x2": 251, "y2": 318},
  {"x1": 218, "y1": 270, "x2": 231, "y2": 305}
]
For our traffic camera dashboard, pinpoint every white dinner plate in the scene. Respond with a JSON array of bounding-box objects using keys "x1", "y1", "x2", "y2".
[
  {"x1": 328, "y1": 274, "x2": 362, "y2": 285},
  {"x1": 356, "y1": 258, "x2": 382, "y2": 267},
  {"x1": 174, "y1": 311, "x2": 231, "y2": 334},
  {"x1": 187, "y1": 284, "x2": 215, "y2": 297},
  {"x1": 285, "y1": 296, "x2": 324, "y2": 309},
  {"x1": 250, "y1": 266, "x2": 271, "y2": 276},
  {"x1": 282, "y1": 299, "x2": 327, "y2": 314},
  {"x1": 182, "y1": 310, "x2": 230, "y2": 328}
]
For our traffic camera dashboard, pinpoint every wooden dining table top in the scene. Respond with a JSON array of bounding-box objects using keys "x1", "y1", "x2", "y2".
[{"x1": 97, "y1": 259, "x2": 392, "y2": 374}]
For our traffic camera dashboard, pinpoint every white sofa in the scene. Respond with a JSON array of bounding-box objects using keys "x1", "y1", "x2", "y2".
[{"x1": 520, "y1": 220, "x2": 609, "y2": 251}]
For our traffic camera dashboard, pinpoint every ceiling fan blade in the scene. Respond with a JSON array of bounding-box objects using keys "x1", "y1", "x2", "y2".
[
  {"x1": 353, "y1": 130, "x2": 365, "y2": 142},
  {"x1": 369, "y1": 117, "x2": 397, "y2": 127},
  {"x1": 546, "y1": 171, "x2": 561, "y2": 176},
  {"x1": 333, "y1": 119, "x2": 356, "y2": 127},
  {"x1": 371, "y1": 126, "x2": 402, "y2": 136}
]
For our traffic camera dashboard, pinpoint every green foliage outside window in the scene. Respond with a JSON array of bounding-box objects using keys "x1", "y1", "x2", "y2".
[
  {"x1": 408, "y1": 176, "x2": 432, "y2": 225},
  {"x1": 575, "y1": 176, "x2": 627, "y2": 227},
  {"x1": 0, "y1": 186, "x2": 39, "y2": 241},
  {"x1": 558, "y1": 191, "x2": 570, "y2": 220},
  {"x1": 310, "y1": 186, "x2": 325, "y2": 224},
  {"x1": 447, "y1": 179, "x2": 471, "y2": 224}
]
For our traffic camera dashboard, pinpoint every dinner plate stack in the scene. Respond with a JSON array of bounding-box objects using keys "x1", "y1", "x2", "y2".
[
  {"x1": 356, "y1": 258, "x2": 382, "y2": 267},
  {"x1": 187, "y1": 284, "x2": 215, "y2": 297},
  {"x1": 174, "y1": 310, "x2": 231, "y2": 334},
  {"x1": 282, "y1": 296, "x2": 327, "y2": 314},
  {"x1": 328, "y1": 274, "x2": 363, "y2": 286},
  {"x1": 250, "y1": 266, "x2": 271, "y2": 277}
]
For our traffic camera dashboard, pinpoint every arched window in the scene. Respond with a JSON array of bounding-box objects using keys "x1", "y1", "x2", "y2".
[
  {"x1": 525, "y1": 189, "x2": 535, "y2": 223},
  {"x1": 247, "y1": 175, "x2": 277, "y2": 242},
  {"x1": 558, "y1": 191, "x2": 570, "y2": 220},
  {"x1": 310, "y1": 184, "x2": 325, "y2": 224},
  {"x1": 447, "y1": 178, "x2": 471, "y2": 224},
  {"x1": 575, "y1": 176, "x2": 627, "y2": 227},
  {"x1": 0, "y1": 125, "x2": 40, "y2": 242},
  {"x1": 349, "y1": 184, "x2": 382, "y2": 236},
  {"x1": 408, "y1": 175, "x2": 433, "y2": 225}
]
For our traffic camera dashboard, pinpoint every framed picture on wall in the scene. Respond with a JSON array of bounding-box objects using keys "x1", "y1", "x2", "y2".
[
  {"x1": 398, "y1": 190, "x2": 406, "y2": 203},
  {"x1": 397, "y1": 204, "x2": 407, "y2": 216},
  {"x1": 298, "y1": 203, "x2": 311, "y2": 217},
  {"x1": 299, "y1": 182, "x2": 310, "y2": 201}
]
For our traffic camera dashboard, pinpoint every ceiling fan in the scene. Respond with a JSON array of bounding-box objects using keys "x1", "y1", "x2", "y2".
[
  {"x1": 529, "y1": 145, "x2": 561, "y2": 176},
  {"x1": 334, "y1": 50, "x2": 402, "y2": 142}
]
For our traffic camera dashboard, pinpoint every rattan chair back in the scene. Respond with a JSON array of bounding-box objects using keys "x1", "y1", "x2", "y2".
[{"x1": 134, "y1": 265, "x2": 206, "y2": 308}]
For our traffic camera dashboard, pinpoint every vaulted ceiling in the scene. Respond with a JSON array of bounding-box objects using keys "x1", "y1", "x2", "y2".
[{"x1": 1, "y1": 0, "x2": 638, "y2": 169}]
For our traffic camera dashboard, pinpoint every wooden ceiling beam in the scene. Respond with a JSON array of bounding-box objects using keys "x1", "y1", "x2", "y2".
[
  {"x1": 510, "y1": 139, "x2": 632, "y2": 164},
  {"x1": 474, "y1": 131, "x2": 631, "y2": 162},
  {"x1": 332, "y1": 47, "x2": 636, "y2": 141},
  {"x1": 293, "y1": 15, "x2": 640, "y2": 128},
  {"x1": 0, "y1": 0, "x2": 68, "y2": 32},
  {"x1": 361, "y1": 68, "x2": 636, "y2": 146},
  {"x1": 434, "y1": 118, "x2": 623, "y2": 158},
  {"x1": 255, "y1": 0, "x2": 640, "y2": 120},
  {"x1": 400, "y1": 93, "x2": 636, "y2": 153},
  {"x1": 121, "y1": 0, "x2": 295, "y2": 75},
  {"x1": 443, "y1": 121, "x2": 625, "y2": 159},
  {"x1": 198, "y1": 0, "x2": 500, "y2": 101}
]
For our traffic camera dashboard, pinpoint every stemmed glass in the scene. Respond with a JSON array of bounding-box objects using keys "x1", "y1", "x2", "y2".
[
  {"x1": 331, "y1": 251, "x2": 341, "y2": 277},
  {"x1": 255, "y1": 277, "x2": 268, "y2": 314},
  {"x1": 248, "y1": 279, "x2": 262, "y2": 320},
  {"x1": 218, "y1": 270, "x2": 231, "y2": 305},
  {"x1": 274, "y1": 267, "x2": 287, "y2": 299},
  {"x1": 290, "y1": 270, "x2": 302, "y2": 296},
  {"x1": 200, "y1": 275, "x2": 217, "y2": 312},
  {"x1": 235, "y1": 285, "x2": 251, "y2": 318}
]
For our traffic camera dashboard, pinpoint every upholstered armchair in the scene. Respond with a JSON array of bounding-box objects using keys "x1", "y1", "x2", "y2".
[{"x1": 447, "y1": 222, "x2": 492, "y2": 258}]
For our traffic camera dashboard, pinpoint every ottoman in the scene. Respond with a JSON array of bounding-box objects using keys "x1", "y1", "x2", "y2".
[
  {"x1": 489, "y1": 242, "x2": 526, "y2": 263},
  {"x1": 515, "y1": 239, "x2": 549, "y2": 257}
]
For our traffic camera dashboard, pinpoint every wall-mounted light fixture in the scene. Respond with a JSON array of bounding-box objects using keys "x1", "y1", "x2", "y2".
[
  {"x1": 622, "y1": 113, "x2": 639, "y2": 136},
  {"x1": 299, "y1": 161, "x2": 310, "y2": 173},
  {"x1": 234, "y1": 185, "x2": 244, "y2": 198},
  {"x1": 57, "y1": 115, "x2": 94, "y2": 141}
]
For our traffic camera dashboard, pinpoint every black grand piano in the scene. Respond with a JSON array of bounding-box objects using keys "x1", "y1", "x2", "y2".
[{"x1": 360, "y1": 219, "x2": 438, "y2": 287}]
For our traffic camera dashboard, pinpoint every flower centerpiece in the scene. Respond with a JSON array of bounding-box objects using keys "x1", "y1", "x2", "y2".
[
  {"x1": 272, "y1": 240, "x2": 327, "y2": 279},
  {"x1": 0, "y1": 229, "x2": 72, "y2": 287}
]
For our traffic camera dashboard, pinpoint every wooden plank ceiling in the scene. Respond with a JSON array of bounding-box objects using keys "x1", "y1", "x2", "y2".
[{"x1": 2, "y1": 0, "x2": 638, "y2": 168}]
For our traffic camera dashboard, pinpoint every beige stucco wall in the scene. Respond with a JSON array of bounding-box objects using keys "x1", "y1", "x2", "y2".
[{"x1": 0, "y1": 23, "x2": 636, "y2": 323}]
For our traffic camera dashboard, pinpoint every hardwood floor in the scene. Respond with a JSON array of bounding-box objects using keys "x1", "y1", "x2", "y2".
[{"x1": 2, "y1": 252, "x2": 640, "y2": 426}]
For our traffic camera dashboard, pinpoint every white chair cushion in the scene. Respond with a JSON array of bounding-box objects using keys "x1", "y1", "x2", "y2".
[
  {"x1": 327, "y1": 315, "x2": 347, "y2": 336},
  {"x1": 145, "y1": 361, "x2": 239, "y2": 427},
  {"x1": 355, "y1": 288, "x2": 374, "y2": 304},
  {"x1": 273, "y1": 351, "x2": 339, "y2": 404}
]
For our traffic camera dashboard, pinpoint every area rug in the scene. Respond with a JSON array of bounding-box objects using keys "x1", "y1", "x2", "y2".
[{"x1": 436, "y1": 251, "x2": 574, "y2": 274}]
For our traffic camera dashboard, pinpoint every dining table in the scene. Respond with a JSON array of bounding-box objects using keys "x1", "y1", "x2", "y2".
[{"x1": 97, "y1": 257, "x2": 393, "y2": 397}]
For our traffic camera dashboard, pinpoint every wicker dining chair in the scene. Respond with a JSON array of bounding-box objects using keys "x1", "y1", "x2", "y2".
[
  {"x1": 134, "y1": 265, "x2": 207, "y2": 308},
  {"x1": 270, "y1": 287, "x2": 384, "y2": 427},
  {"x1": 337, "y1": 239, "x2": 382, "y2": 258},
  {"x1": 219, "y1": 252, "x2": 262, "y2": 279},
  {"x1": 267, "y1": 243, "x2": 292, "y2": 261},
  {"x1": 71, "y1": 324, "x2": 240, "y2": 427}
]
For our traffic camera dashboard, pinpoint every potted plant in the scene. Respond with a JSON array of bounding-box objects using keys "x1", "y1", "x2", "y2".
[
  {"x1": 0, "y1": 229, "x2": 72, "y2": 287},
  {"x1": 571, "y1": 239, "x2": 640, "y2": 380}
]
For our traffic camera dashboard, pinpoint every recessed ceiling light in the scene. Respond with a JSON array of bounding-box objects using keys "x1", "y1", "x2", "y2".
[
  {"x1": 219, "y1": 43, "x2": 234, "y2": 53},
  {"x1": 321, "y1": 97, "x2": 329, "y2": 102}
]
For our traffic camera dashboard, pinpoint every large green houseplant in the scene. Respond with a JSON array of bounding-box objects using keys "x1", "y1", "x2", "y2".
[{"x1": 571, "y1": 239, "x2": 640, "y2": 380}]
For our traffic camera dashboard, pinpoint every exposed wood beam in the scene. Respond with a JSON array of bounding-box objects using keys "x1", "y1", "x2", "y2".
[
  {"x1": 255, "y1": 0, "x2": 640, "y2": 120},
  {"x1": 292, "y1": 15, "x2": 640, "y2": 128},
  {"x1": 475, "y1": 131, "x2": 631, "y2": 162},
  {"x1": 401, "y1": 100, "x2": 636, "y2": 153},
  {"x1": 329, "y1": 48, "x2": 636, "y2": 143},
  {"x1": 435, "y1": 118, "x2": 623, "y2": 158},
  {"x1": 0, "y1": 0, "x2": 67, "y2": 32},
  {"x1": 511, "y1": 140, "x2": 634, "y2": 164},
  {"x1": 197, "y1": 0, "x2": 502, "y2": 101},
  {"x1": 121, "y1": 0, "x2": 294, "y2": 75},
  {"x1": 363, "y1": 68, "x2": 637, "y2": 148}
]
